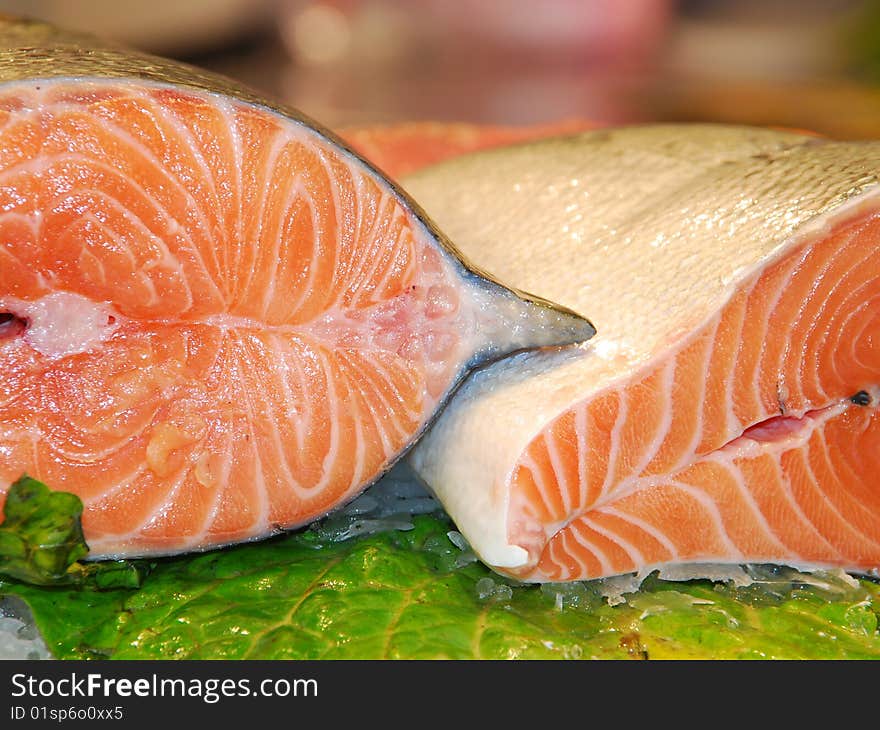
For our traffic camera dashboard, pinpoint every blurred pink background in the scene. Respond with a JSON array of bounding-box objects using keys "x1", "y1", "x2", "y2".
[{"x1": 4, "y1": 0, "x2": 880, "y2": 137}]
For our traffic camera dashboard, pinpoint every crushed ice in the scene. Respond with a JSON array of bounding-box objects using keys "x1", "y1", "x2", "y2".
[
  {"x1": 446, "y1": 531, "x2": 479, "y2": 568},
  {"x1": 308, "y1": 461, "x2": 442, "y2": 542},
  {"x1": 475, "y1": 576, "x2": 513, "y2": 603},
  {"x1": 0, "y1": 596, "x2": 51, "y2": 660},
  {"x1": 531, "y1": 563, "x2": 874, "y2": 611}
]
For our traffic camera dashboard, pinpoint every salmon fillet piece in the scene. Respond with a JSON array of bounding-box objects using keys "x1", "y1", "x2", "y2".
[
  {"x1": 0, "y1": 78, "x2": 593, "y2": 559},
  {"x1": 402, "y1": 124, "x2": 880, "y2": 582}
]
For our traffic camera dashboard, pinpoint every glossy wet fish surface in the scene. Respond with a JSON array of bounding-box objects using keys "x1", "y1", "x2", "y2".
[
  {"x1": 0, "y1": 79, "x2": 593, "y2": 558},
  {"x1": 404, "y1": 124, "x2": 880, "y2": 582}
]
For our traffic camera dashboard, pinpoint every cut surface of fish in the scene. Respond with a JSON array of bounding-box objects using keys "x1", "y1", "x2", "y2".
[
  {"x1": 405, "y1": 124, "x2": 880, "y2": 582},
  {"x1": 0, "y1": 70, "x2": 594, "y2": 558}
]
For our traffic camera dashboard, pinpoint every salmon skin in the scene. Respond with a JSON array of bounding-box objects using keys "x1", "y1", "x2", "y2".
[
  {"x1": 405, "y1": 124, "x2": 880, "y2": 582},
  {"x1": 0, "y1": 18, "x2": 595, "y2": 559}
]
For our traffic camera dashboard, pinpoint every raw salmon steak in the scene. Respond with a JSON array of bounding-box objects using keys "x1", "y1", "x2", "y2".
[
  {"x1": 0, "y1": 19, "x2": 594, "y2": 558},
  {"x1": 406, "y1": 124, "x2": 880, "y2": 582}
]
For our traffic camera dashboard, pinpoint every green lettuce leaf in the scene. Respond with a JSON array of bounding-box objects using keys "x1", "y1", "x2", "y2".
[
  {"x1": 0, "y1": 476, "x2": 150, "y2": 590},
  {"x1": 0, "y1": 475, "x2": 89, "y2": 585},
  {"x1": 1, "y1": 489, "x2": 879, "y2": 658}
]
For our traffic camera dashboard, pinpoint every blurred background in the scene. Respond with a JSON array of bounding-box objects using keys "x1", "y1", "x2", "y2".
[{"x1": 4, "y1": 0, "x2": 880, "y2": 137}]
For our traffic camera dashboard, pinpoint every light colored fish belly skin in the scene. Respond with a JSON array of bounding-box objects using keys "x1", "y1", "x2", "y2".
[{"x1": 406, "y1": 124, "x2": 880, "y2": 573}]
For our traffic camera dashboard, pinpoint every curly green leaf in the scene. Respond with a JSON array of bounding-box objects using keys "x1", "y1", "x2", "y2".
[{"x1": 0, "y1": 475, "x2": 149, "y2": 588}]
